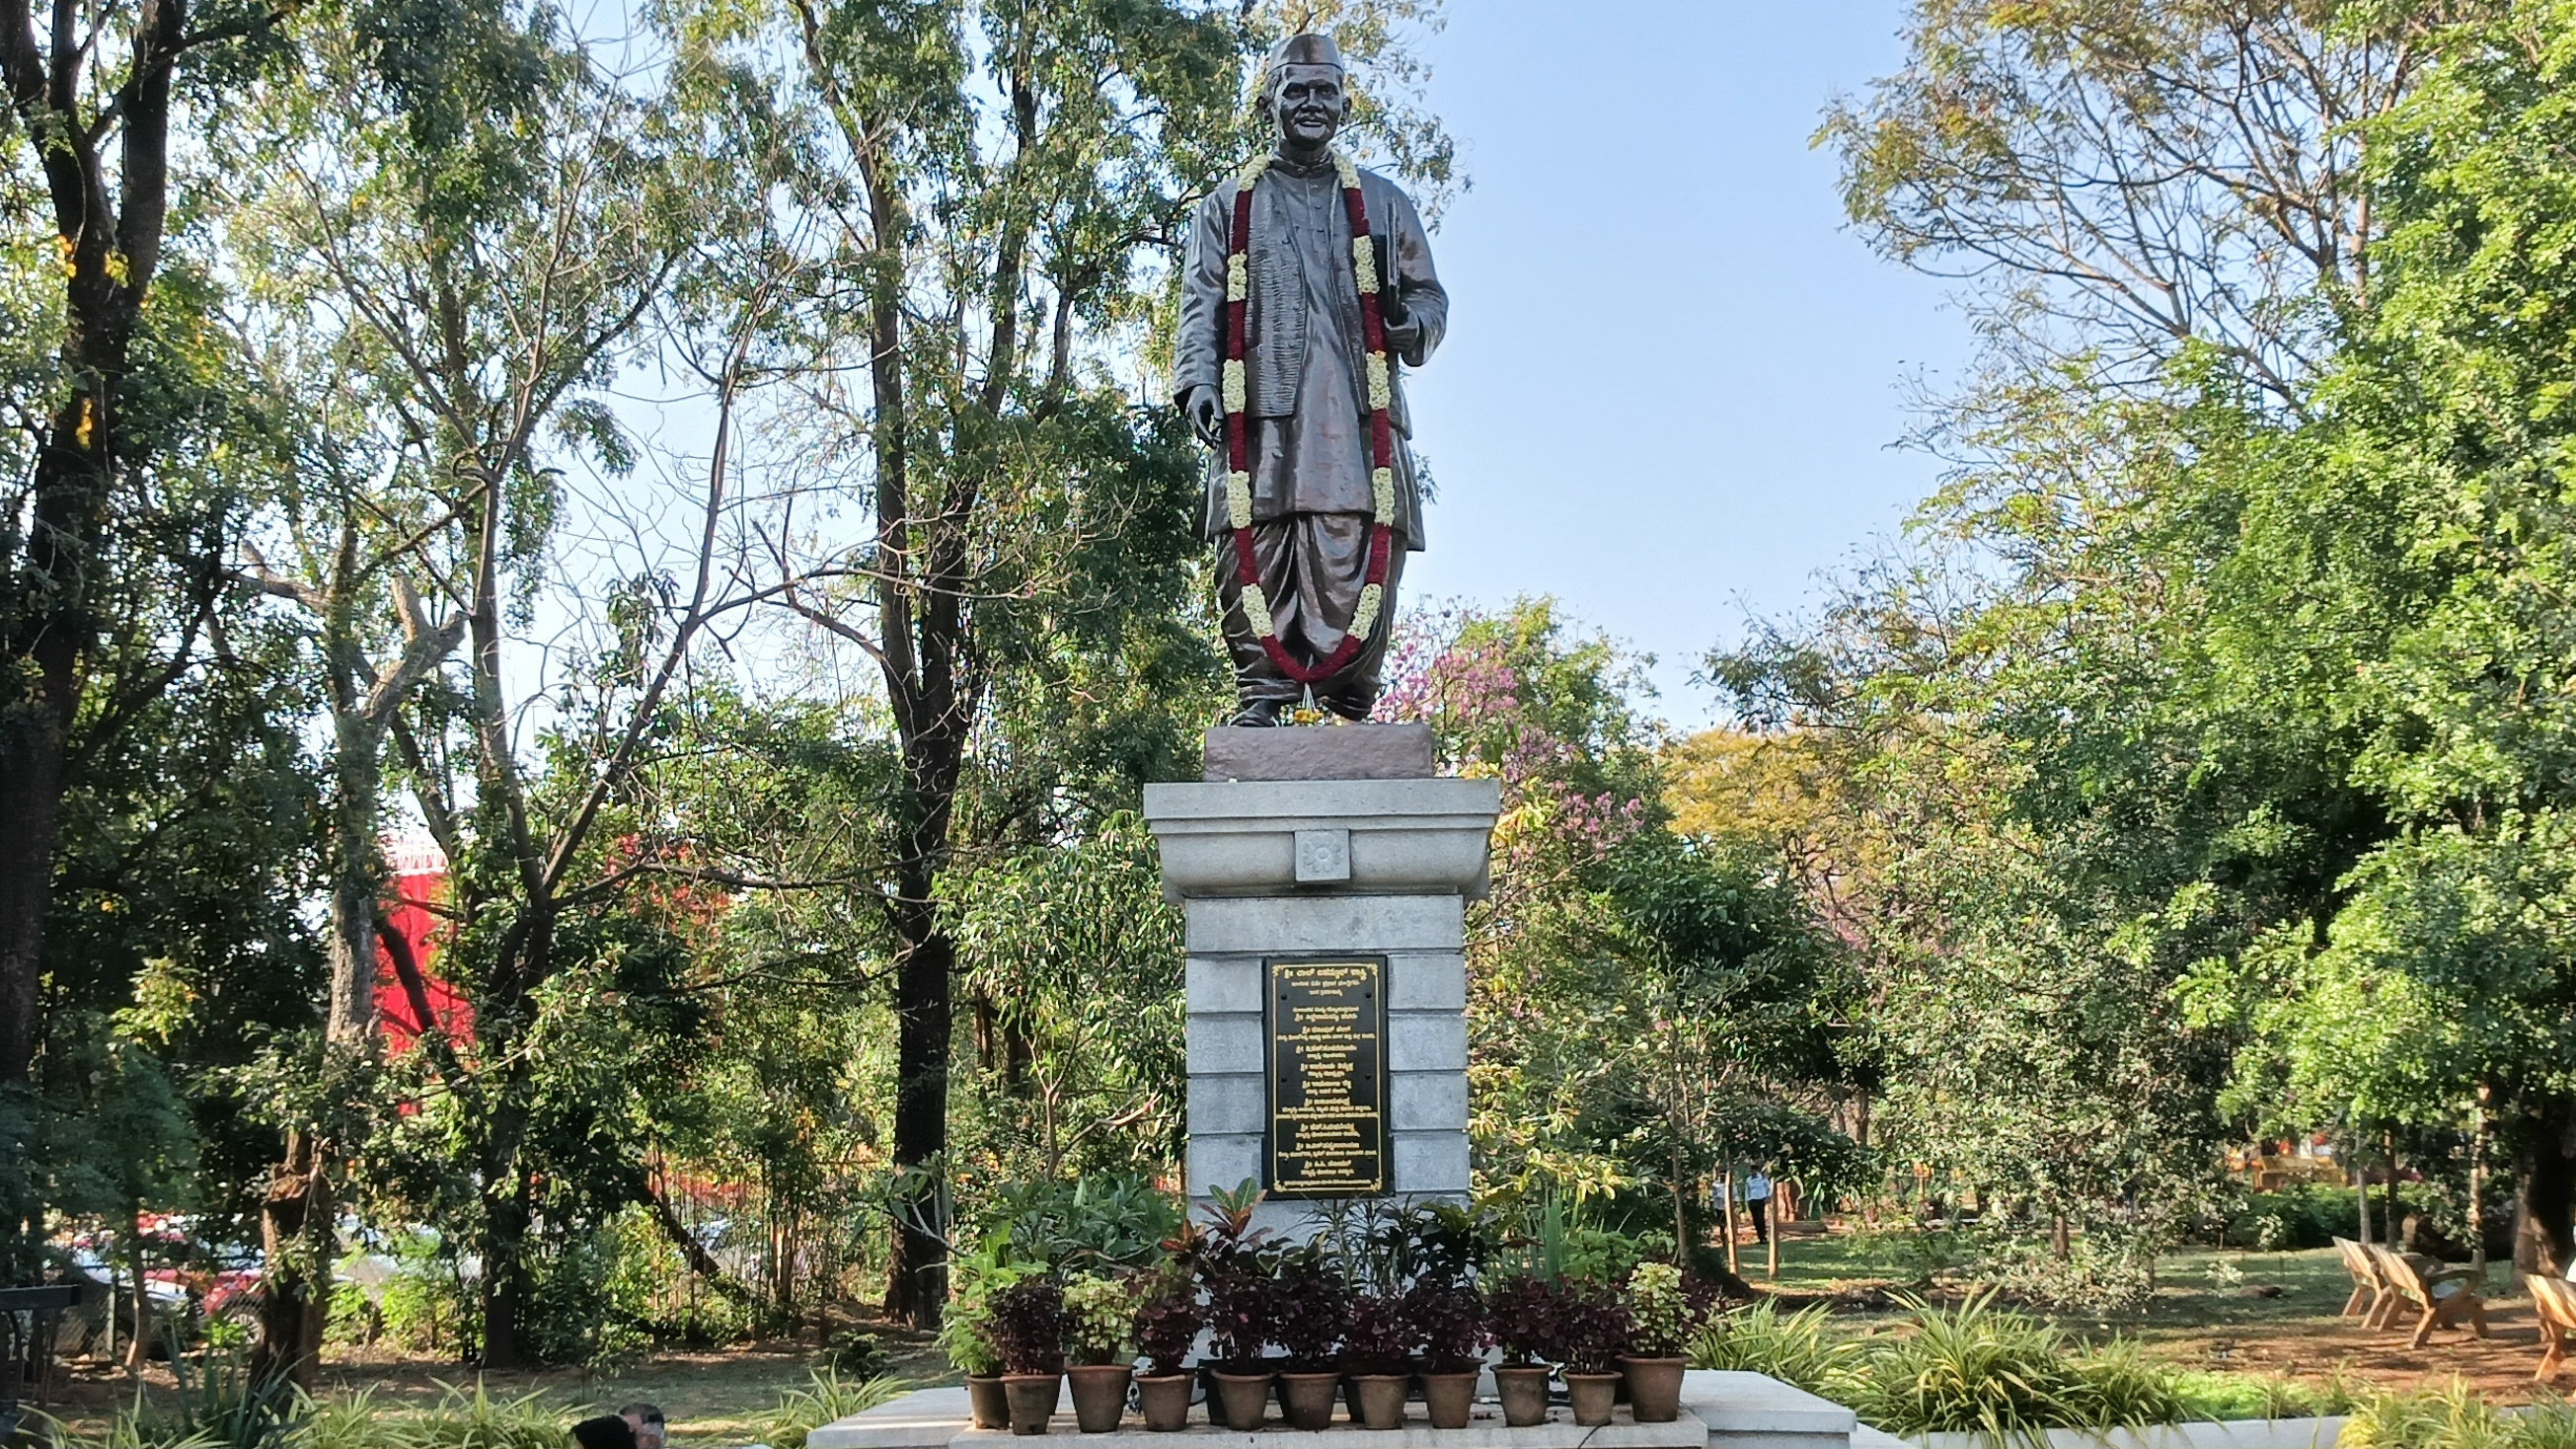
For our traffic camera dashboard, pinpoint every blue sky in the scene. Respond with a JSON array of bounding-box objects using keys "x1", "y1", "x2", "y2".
[{"x1": 1391, "y1": 0, "x2": 1972, "y2": 725}]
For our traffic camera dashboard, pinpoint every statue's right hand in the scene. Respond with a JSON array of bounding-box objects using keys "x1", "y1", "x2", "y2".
[{"x1": 1184, "y1": 385, "x2": 1225, "y2": 447}]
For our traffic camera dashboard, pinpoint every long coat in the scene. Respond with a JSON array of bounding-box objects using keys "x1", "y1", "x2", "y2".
[{"x1": 1173, "y1": 156, "x2": 1447, "y2": 549}]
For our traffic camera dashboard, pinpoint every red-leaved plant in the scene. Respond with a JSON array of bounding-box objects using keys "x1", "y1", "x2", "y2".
[
  {"x1": 1483, "y1": 1274, "x2": 1568, "y2": 1366},
  {"x1": 1343, "y1": 1293, "x2": 1410, "y2": 1376},
  {"x1": 1552, "y1": 1286, "x2": 1631, "y2": 1375},
  {"x1": 1402, "y1": 1281, "x2": 1488, "y2": 1374},
  {"x1": 1132, "y1": 1265, "x2": 1205, "y2": 1376},
  {"x1": 988, "y1": 1276, "x2": 1069, "y2": 1376}
]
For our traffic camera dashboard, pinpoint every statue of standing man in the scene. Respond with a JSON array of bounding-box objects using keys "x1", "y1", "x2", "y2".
[{"x1": 1175, "y1": 34, "x2": 1448, "y2": 727}]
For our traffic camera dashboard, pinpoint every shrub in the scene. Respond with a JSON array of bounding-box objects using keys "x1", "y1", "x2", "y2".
[
  {"x1": 768, "y1": 1371, "x2": 907, "y2": 1449},
  {"x1": 1271, "y1": 1256, "x2": 1351, "y2": 1371},
  {"x1": 1402, "y1": 1281, "x2": 1489, "y2": 1374},
  {"x1": 1626, "y1": 1262, "x2": 1719, "y2": 1357},
  {"x1": 1848, "y1": 1293, "x2": 2181, "y2": 1442},
  {"x1": 1060, "y1": 1273, "x2": 1134, "y2": 1366},
  {"x1": 303, "y1": 1382, "x2": 578, "y2": 1449},
  {"x1": 988, "y1": 1276, "x2": 1069, "y2": 1376},
  {"x1": 1204, "y1": 1264, "x2": 1275, "y2": 1369},
  {"x1": 1483, "y1": 1275, "x2": 1566, "y2": 1365},
  {"x1": 1344, "y1": 1294, "x2": 1410, "y2": 1376},
  {"x1": 1552, "y1": 1286, "x2": 1630, "y2": 1375},
  {"x1": 1690, "y1": 1300, "x2": 1856, "y2": 1400},
  {"x1": 1132, "y1": 1266, "x2": 1204, "y2": 1375}
]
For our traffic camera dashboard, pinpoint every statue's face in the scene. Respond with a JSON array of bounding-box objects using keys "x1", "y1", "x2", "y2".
[{"x1": 1268, "y1": 63, "x2": 1345, "y2": 150}]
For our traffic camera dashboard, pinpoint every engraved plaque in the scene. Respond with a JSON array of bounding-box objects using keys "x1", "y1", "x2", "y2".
[{"x1": 1266, "y1": 956, "x2": 1389, "y2": 1196}]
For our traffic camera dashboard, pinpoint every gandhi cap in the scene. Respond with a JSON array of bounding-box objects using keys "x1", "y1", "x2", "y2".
[{"x1": 1264, "y1": 33, "x2": 1345, "y2": 78}]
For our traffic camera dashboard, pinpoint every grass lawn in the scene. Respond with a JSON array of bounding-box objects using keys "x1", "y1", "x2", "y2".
[
  {"x1": 43, "y1": 1320, "x2": 953, "y2": 1446},
  {"x1": 38, "y1": 1236, "x2": 2567, "y2": 1442},
  {"x1": 1743, "y1": 1224, "x2": 2565, "y2": 1404}
]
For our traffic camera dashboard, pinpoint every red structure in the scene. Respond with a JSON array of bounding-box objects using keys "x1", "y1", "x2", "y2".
[{"x1": 376, "y1": 834, "x2": 473, "y2": 1055}]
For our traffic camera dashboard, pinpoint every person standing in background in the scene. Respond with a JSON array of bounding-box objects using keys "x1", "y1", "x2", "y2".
[{"x1": 1744, "y1": 1168, "x2": 1775, "y2": 1245}]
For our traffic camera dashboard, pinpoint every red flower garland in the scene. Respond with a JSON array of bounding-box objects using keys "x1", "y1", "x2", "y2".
[{"x1": 1222, "y1": 151, "x2": 1399, "y2": 688}]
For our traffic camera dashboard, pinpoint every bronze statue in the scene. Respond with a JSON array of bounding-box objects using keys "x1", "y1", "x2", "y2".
[{"x1": 1174, "y1": 34, "x2": 1448, "y2": 727}]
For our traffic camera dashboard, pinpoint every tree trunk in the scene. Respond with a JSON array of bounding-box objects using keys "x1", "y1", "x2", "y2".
[
  {"x1": 2468, "y1": 1095, "x2": 2488, "y2": 1278},
  {"x1": 253, "y1": 704, "x2": 385, "y2": 1387},
  {"x1": 2356, "y1": 1166, "x2": 2372, "y2": 1246},
  {"x1": 2384, "y1": 1128, "x2": 2400, "y2": 1251},
  {"x1": 2512, "y1": 1107, "x2": 2576, "y2": 1280},
  {"x1": 882, "y1": 897, "x2": 953, "y2": 1328}
]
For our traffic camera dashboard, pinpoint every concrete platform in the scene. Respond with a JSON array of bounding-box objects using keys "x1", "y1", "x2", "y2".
[{"x1": 810, "y1": 1375, "x2": 1863, "y2": 1449}]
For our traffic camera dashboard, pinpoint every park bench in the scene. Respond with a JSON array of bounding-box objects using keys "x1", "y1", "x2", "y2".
[
  {"x1": 2367, "y1": 1244, "x2": 2487, "y2": 1347},
  {"x1": 2531, "y1": 1273, "x2": 2576, "y2": 1383}
]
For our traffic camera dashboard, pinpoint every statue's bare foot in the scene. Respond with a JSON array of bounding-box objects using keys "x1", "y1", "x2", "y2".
[{"x1": 1227, "y1": 699, "x2": 1286, "y2": 727}]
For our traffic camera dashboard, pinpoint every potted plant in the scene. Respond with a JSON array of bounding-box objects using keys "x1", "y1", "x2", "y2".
[
  {"x1": 1131, "y1": 1265, "x2": 1205, "y2": 1432},
  {"x1": 1062, "y1": 1272, "x2": 1137, "y2": 1433},
  {"x1": 1203, "y1": 1260, "x2": 1276, "y2": 1430},
  {"x1": 1621, "y1": 1262, "x2": 1716, "y2": 1422},
  {"x1": 1483, "y1": 1275, "x2": 1565, "y2": 1427},
  {"x1": 1271, "y1": 1256, "x2": 1351, "y2": 1430},
  {"x1": 990, "y1": 1276, "x2": 1070, "y2": 1436},
  {"x1": 939, "y1": 1283, "x2": 1015, "y2": 1429},
  {"x1": 1402, "y1": 1281, "x2": 1487, "y2": 1430},
  {"x1": 1342, "y1": 1293, "x2": 1412, "y2": 1430},
  {"x1": 1553, "y1": 1287, "x2": 1631, "y2": 1427}
]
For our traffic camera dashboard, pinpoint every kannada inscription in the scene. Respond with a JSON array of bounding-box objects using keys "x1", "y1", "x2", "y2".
[{"x1": 1266, "y1": 956, "x2": 1389, "y2": 1196}]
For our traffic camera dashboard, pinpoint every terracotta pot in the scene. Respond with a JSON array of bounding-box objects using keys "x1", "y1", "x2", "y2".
[
  {"x1": 1211, "y1": 1369, "x2": 1274, "y2": 1431},
  {"x1": 1135, "y1": 1372, "x2": 1192, "y2": 1432},
  {"x1": 1004, "y1": 1373, "x2": 1065, "y2": 1436},
  {"x1": 1068, "y1": 1364, "x2": 1134, "y2": 1433},
  {"x1": 1622, "y1": 1356, "x2": 1686, "y2": 1424},
  {"x1": 1419, "y1": 1370, "x2": 1477, "y2": 1430},
  {"x1": 1280, "y1": 1370, "x2": 1340, "y2": 1430},
  {"x1": 1564, "y1": 1371, "x2": 1620, "y2": 1427},
  {"x1": 1353, "y1": 1375, "x2": 1409, "y2": 1430},
  {"x1": 1491, "y1": 1365, "x2": 1552, "y2": 1427},
  {"x1": 967, "y1": 1375, "x2": 1011, "y2": 1431}
]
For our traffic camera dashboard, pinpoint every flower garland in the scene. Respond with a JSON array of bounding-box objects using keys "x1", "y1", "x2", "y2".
[{"x1": 1223, "y1": 147, "x2": 1398, "y2": 686}]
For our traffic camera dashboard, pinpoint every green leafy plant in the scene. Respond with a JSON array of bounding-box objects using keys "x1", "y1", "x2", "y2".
[
  {"x1": 1061, "y1": 1272, "x2": 1136, "y2": 1366},
  {"x1": 1846, "y1": 1293, "x2": 2180, "y2": 1446},
  {"x1": 1625, "y1": 1261, "x2": 1719, "y2": 1357},
  {"x1": 769, "y1": 1371, "x2": 907, "y2": 1449},
  {"x1": 1690, "y1": 1300, "x2": 1858, "y2": 1399}
]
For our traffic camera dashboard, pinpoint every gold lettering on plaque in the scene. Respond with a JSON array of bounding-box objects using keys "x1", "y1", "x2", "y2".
[{"x1": 1267, "y1": 958, "x2": 1388, "y2": 1195}]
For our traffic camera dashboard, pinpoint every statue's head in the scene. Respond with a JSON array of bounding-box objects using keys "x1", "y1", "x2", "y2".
[{"x1": 1257, "y1": 33, "x2": 1349, "y2": 152}]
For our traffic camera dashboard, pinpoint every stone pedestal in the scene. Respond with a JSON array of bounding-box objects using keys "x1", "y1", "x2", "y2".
[{"x1": 1144, "y1": 725, "x2": 1498, "y2": 1240}]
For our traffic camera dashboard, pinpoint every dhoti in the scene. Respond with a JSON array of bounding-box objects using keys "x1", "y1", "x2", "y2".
[{"x1": 1216, "y1": 513, "x2": 1406, "y2": 719}]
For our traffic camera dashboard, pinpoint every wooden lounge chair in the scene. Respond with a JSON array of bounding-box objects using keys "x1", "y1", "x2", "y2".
[
  {"x1": 2333, "y1": 1237, "x2": 2383, "y2": 1318},
  {"x1": 2532, "y1": 1273, "x2": 2576, "y2": 1383},
  {"x1": 2369, "y1": 1244, "x2": 2487, "y2": 1347}
]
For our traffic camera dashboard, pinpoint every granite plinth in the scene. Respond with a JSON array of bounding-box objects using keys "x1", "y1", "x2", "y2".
[
  {"x1": 1203, "y1": 724, "x2": 1437, "y2": 782},
  {"x1": 1143, "y1": 779, "x2": 1500, "y2": 902},
  {"x1": 1146, "y1": 757, "x2": 1496, "y2": 1242}
]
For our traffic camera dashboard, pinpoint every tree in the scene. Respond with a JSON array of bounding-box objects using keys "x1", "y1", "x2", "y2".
[
  {"x1": 658, "y1": 0, "x2": 1452, "y2": 1325},
  {"x1": 2183, "y1": 0, "x2": 2576, "y2": 1274},
  {"x1": 1, "y1": 0, "x2": 291, "y2": 1272},
  {"x1": 1819, "y1": 0, "x2": 2435, "y2": 408}
]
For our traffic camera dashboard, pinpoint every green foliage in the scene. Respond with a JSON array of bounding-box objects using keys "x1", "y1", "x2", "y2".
[
  {"x1": 1690, "y1": 1300, "x2": 1858, "y2": 1400},
  {"x1": 2344, "y1": 1384, "x2": 2576, "y2": 1449},
  {"x1": 1843, "y1": 1294, "x2": 2183, "y2": 1443},
  {"x1": 1061, "y1": 1272, "x2": 1137, "y2": 1365},
  {"x1": 769, "y1": 1373, "x2": 908, "y2": 1449}
]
